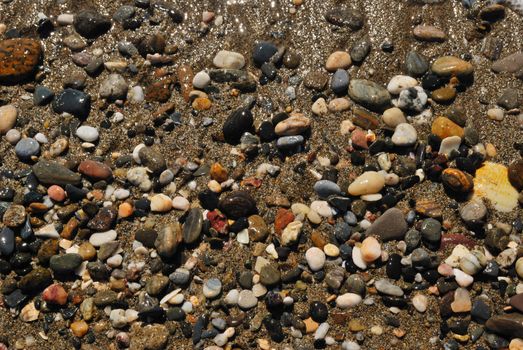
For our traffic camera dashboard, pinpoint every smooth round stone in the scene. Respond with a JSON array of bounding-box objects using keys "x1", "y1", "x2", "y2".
[
  {"x1": 99, "y1": 73, "x2": 128, "y2": 100},
  {"x1": 324, "y1": 243, "x2": 340, "y2": 257},
  {"x1": 237, "y1": 290, "x2": 257, "y2": 309},
  {"x1": 413, "y1": 25, "x2": 446, "y2": 42},
  {"x1": 432, "y1": 116, "x2": 464, "y2": 139},
  {"x1": 508, "y1": 159, "x2": 523, "y2": 191},
  {"x1": 312, "y1": 97, "x2": 328, "y2": 115},
  {"x1": 274, "y1": 115, "x2": 311, "y2": 136},
  {"x1": 5, "y1": 129, "x2": 21, "y2": 144},
  {"x1": 420, "y1": 218, "x2": 441, "y2": 243},
  {"x1": 213, "y1": 50, "x2": 245, "y2": 69},
  {"x1": 310, "y1": 301, "x2": 329, "y2": 323},
  {"x1": 412, "y1": 294, "x2": 427, "y2": 312},
  {"x1": 397, "y1": 86, "x2": 427, "y2": 112},
  {"x1": 306, "y1": 247, "x2": 326, "y2": 271},
  {"x1": 218, "y1": 191, "x2": 256, "y2": 219},
  {"x1": 350, "y1": 38, "x2": 371, "y2": 63},
  {"x1": 439, "y1": 136, "x2": 461, "y2": 156},
  {"x1": 405, "y1": 50, "x2": 429, "y2": 77},
  {"x1": 348, "y1": 171, "x2": 385, "y2": 196},
  {"x1": 76, "y1": 125, "x2": 99, "y2": 142},
  {"x1": 325, "y1": 6, "x2": 364, "y2": 30},
  {"x1": 276, "y1": 135, "x2": 304, "y2": 150},
  {"x1": 336, "y1": 293, "x2": 362, "y2": 308},
  {"x1": 487, "y1": 108, "x2": 504, "y2": 121},
  {"x1": 310, "y1": 201, "x2": 332, "y2": 217},
  {"x1": 431, "y1": 56, "x2": 474, "y2": 77},
  {"x1": 348, "y1": 79, "x2": 391, "y2": 111},
  {"x1": 172, "y1": 196, "x2": 190, "y2": 211},
  {"x1": 150, "y1": 194, "x2": 172, "y2": 212},
  {"x1": 252, "y1": 41, "x2": 278, "y2": 66},
  {"x1": 49, "y1": 253, "x2": 82, "y2": 274},
  {"x1": 387, "y1": 75, "x2": 418, "y2": 95},
  {"x1": 224, "y1": 289, "x2": 240, "y2": 305},
  {"x1": 0, "y1": 104, "x2": 17, "y2": 134},
  {"x1": 73, "y1": 9, "x2": 111, "y2": 39},
  {"x1": 313, "y1": 180, "x2": 341, "y2": 198},
  {"x1": 203, "y1": 278, "x2": 222, "y2": 299},
  {"x1": 360, "y1": 236, "x2": 381, "y2": 263},
  {"x1": 331, "y1": 69, "x2": 349, "y2": 95},
  {"x1": 328, "y1": 98, "x2": 351, "y2": 111},
  {"x1": 52, "y1": 88, "x2": 91, "y2": 119},
  {"x1": 183, "y1": 208, "x2": 203, "y2": 244},
  {"x1": 326, "y1": 51, "x2": 351, "y2": 72},
  {"x1": 15, "y1": 138, "x2": 40, "y2": 159},
  {"x1": 492, "y1": 52, "x2": 523, "y2": 73},
  {"x1": 453, "y1": 268, "x2": 474, "y2": 287},
  {"x1": 432, "y1": 86, "x2": 457, "y2": 103},
  {"x1": 375, "y1": 279, "x2": 404, "y2": 296},
  {"x1": 0, "y1": 227, "x2": 15, "y2": 256},
  {"x1": 89, "y1": 230, "x2": 117, "y2": 247},
  {"x1": 391, "y1": 123, "x2": 417, "y2": 146},
  {"x1": 193, "y1": 71, "x2": 211, "y2": 89},
  {"x1": 382, "y1": 107, "x2": 406, "y2": 128},
  {"x1": 222, "y1": 108, "x2": 253, "y2": 144},
  {"x1": 456, "y1": 193, "x2": 485, "y2": 225}
]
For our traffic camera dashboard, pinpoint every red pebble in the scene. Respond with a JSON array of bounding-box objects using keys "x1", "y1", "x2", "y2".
[
  {"x1": 48, "y1": 185, "x2": 66, "y2": 201},
  {"x1": 78, "y1": 160, "x2": 113, "y2": 180},
  {"x1": 274, "y1": 208, "x2": 295, "y2": 235},
  {"x1": 42, "y1": 283, "x2": 68, "y2": 305},
  {"x1": 440, "y1": 233, "x2": 476, "y2": 250},
  {"x1": 207, "y1": 210, "x2": 228, "y2": 234},
  {"x1": 351, "y1": 128, "x2": 368, "y2": 149}
]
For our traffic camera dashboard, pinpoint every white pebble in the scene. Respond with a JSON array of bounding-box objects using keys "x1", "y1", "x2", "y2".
[{"x1": 76, "y1": 125, "x2": 99, "y2": 142}]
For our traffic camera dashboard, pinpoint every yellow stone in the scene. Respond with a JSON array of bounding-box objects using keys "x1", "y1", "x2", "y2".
[
  {"x1": 431, "y1": 116, "x2": 464, "y2": 139},
  {"x1": 473, "y1": 162, "x2": 519, "y2": 212}
]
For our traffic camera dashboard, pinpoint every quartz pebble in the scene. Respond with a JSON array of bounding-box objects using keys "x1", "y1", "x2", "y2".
[
  {"x1": 387, "y1": 75, "x2": 418, "y2": 95},
  {"x1": 305, "y1": 247, "x2": 326, "y2": 271},
  {"x1": 391, "y1": 123, "x2": 417, "y2": 146},
  {"x1": 213, "y1": 50, "x2": 245, "y2": 69},
  {"x1": 348, "y1": 171, "x2": 385, "y2": 196},
  {"x1": 0, "y1": 104, "x2": 17, "y2": 134},
  {"x1": 325, "y1": 51, "x2": 351, "y2": 72}
]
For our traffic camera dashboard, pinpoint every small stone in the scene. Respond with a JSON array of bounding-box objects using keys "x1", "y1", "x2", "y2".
[
  {"x1": 52, "y1": 88, "x2": 91, "y2": 119},
  {"x1": 413, "y1": 25, "x2": 446, "y2": 42},
  {"x1": 252, "y1": 41, "x2": 278, "y2": 66},
  {"x1": 439, "y1": 136, "x2": 461, "y2": 156},
  {"x1": 412, "y1": 294, "x2": 428, "y2": 312},
  {"x1": 348, "y1": 79, "x2": 391, "y2": 112},
  {"x1": 508, "y1": 159, "x2": 523, "y2": 191},
  {"x1": 0, "y1": 105, "x2": 17, "y2": 134},
  {"x1": 487, "y1": 108, "x2": 504, "y2": 121},
  {"x1": 366, "y1": 208, "x2": 408, "y2": 241},
  {"x1": 50, "y1": 253, "x2": 82, "y2": 274},
  {"x1": 382, "y1": 107, "x2": 406, "y2": 128},
  {"x1": 218, "y1": 191, "x2": 256, "y2": 219},
  {"x1": 375, "y1": 279, "x2": 404, "y2": 296},
  {"x1": 138, "y1": 146, "x2": 166, "y2": 175},
  {"x1": 183, "y1": 208, "x2": 203, "y2": 244},
  {"x1": 238, "y1": 290, "x2": 258, "y2": 309},
  {"x1": 0, "y1": 38, "x2": 42, "y2": 84},
  {"x1": 304, "y1": 71, "x2": 329, "y2": 91},
  {"x1": 451, "y1": 288, "x2": 471, "y2": 313},
  {"x1": 274, "y1": 115, "x2": 310, "y2": 136},
  {"x1": 99, "y1": 74, "x2": 128, "y2": 100},
  {"x1": 89, "y1": 230, "x2": 117, "y2": 247},
  {"x1": 326, "y1": 51, "x2": 351, "y2": 72},
  {"x1": 405, "y1": 51, "x2": 429, "y2": 77},
  {"x1": 222, "y1": 108, "x2": 254, "y2": 144},
  {"x1": 74, "y1": 10, "x2": 111, "y2": 39},
  {"x1": 431, "y1": 56, "x2": 474, "y2": 77},
  {"x1": 360, "y1": 236, "x2": 381, "y2": 263},
  {"x1": 15, "y1": 138, "x2": 40, "y2": 160},
  {"x1": 498, "y1": 88, "x2": 521, "y2": 109},
  {"x1": 442, "y1": 168, "x2": 474, "y2": 193},
  {"x1": 42, "y1": 284, "x2": 68, "y2": 305},
  {"x1": 78, "y1": 160, "x2": 112, "y2": 180},
  {"x1": 387, "y1": 75, "x2": 418, "y2": 95},
  {"x1": 76, "y1": 125, "x2": 99, "y2": 142},
  {"x1": 432, "y1": 86, "x2": 457, "y2": 103},
  {"x1": 213, "y1": 50, "x2": 245, "y2": 69},
  {"x1": 260, "y1": 264, "x2": 281, "y2": 286},
  {"x1": 397, "y1": 86, "x2": 427, "y2": 112},
  {"x1": 325, "y1": 7, "x2": 364, "y2": 30},
  {"x1": 336, "y1": 293, "x2": 362, "y2": 308},
  {"x1": 193, "y1": 71, "x2": 211, "y2": 89},
  {"x1": 0, "y1": 227, "x2": 15, "y2": 256},
  {"x1": 492, "y1": 52, "x2": 523, "y2": 73},
  {"x1": 331, "y1": 69, "x2": 349, "y2": 95},
  {"x1": 150, "y1": 194, "x2": 172, "y2": 212},
  {"x1": 312, "y1": 97, "x2": 328, "y2": 115},
  {"x1": 70, "y1": 320, "x2": 89, "y2": 338},
  {"x1": 391, "y1": 123, "x2": 417, "y2": 146},
  {"x1": 431, "y1": 116, "x2": 464, "y2": 139},
  {"x1": 328, "y1": 98, "x2": 351, "y2": 111},
  {"x1": 348, "y1": 171, "x2": 385, "y2": 196},
  {"x1": 459, "y1": 199, "x2": 487, "y2": 225},
  {"x1": 350, "y1": 38, "x2": 371, "y2": 63},
  {"x1": 305, "y1": 247, "x2": 326, "y2": 271}
]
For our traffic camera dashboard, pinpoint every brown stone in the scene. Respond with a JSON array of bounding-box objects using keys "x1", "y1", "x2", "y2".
[
  {"x1": 192, "y1": 97, "x2": 211, "y2": 110},
  {"x1": 210, "y1": 162, "x2": 228, "y2": 183},
  {"x1": 415, "y1": 199, "x2": 443, "y2": 219},
  {"x1": 508, "y1": 159, "x2": 523, "y2": 191},
  {"x1": 274, "y1": 208, "x2": 295, "y2": 235},
  {"x1": 431, "y1": 116, "x2": 464, "y2": 139},
  {"x1": 442, "y1": 168, "x2": 474, "y2": 193},
  {"x1": 311, "y1": 230, "x2": 327, "y2": 248},
  {"x1": 0, "y1": 38, "x2": 42, "y2": 84},
  {"x1": 78, "y1": 160, "x2": 113, "y2": 180},
  {"x1": 145, "y1": 80, "x2": 172, "y2": 102},
  {"x1": 432, "y1": 86, "x2": 457, "y2": 103},
  {"x1": 177, "y1": 64, "x2": 193, "y2": 102},
  {"x1": 352, "y1": 108, "x2": 379, "y2": 130}
]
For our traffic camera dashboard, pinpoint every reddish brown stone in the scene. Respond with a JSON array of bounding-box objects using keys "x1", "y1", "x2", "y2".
[
  {"x1": 351, "y1": 128, "x2": 368, "y2": 149},
  {"x1": 0, "y1": 38, "x2": 42, "y2": 84},
  {"x1": 78, "y1": 160, "x2": 113, "y2": 180},
  {"x1": 42, "y1": 283, "x2": 68, "y2": 305},
  {"x1": 274, "y1": 208, "x2": 295, "y2": 235},
  {"x1": 177, "y1": 64, "x2": 193, "y2": 102},
  {"x1": 440, "y1": 233, "x2": 476, "y2": 250},
  {"x1": 352, "y1": 108, "x2": 379, "y2": 130},
  {"x1": 145, "y1": 80, "x2": 172, "y2": 102}
]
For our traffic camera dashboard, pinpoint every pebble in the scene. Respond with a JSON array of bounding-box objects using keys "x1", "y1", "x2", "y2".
[
  {"x1": 73, "y1": 9, "x2": 111, "y2": 38},
  {"x1": 391, "y1": 123, "x2": 417, "y2": 146},
  {"x1": 314, "y1": 180, "x2": 341, "y2": 198},
  {"x1": 5, "y1": 129, "x2": 21, "y2": 144},
  {"x1": 274, "y1": 115, "x2": 310, "y2": 136},
  {"x1": 218, "y1": 191, "x2": 256, "y2": 219},
  {"x1": 451, "y1": 288, "x2": 471, "y2": 313},
  {"x1": 387, "y1": 75, "x2": 418, "y2": 94},
  {"x1": 375, "y1": 279, "x2": 404, "y2": 296},
  {"x1": 76, "y1": 125, "x2": 99, "y2": 142},
  {"x1": 203, "y1": 278, "x2": 222, "y2": 298},
  {"x1": 238, "y1": 290, "x2": 258, "y2": 309},
  {"x1": 360, "y1": 236, "x2": 381, "y2": 263},
  {"x1": 431, "y1": 116, "x2": 464, "y2": 139},
  {"x1": 412, "y1": 294, "x2": 428, "y2": 312},
  {"x1": 183, "y1": 208, "x2": 203, "y2": 244},
  {"x1": 459, "y1": 199, "x2": 487, "y2": 225},
  {"x1": 325, "y1": 51, "x2": 351, "y2": 71},
  {"x1": 331, "y1": 69, "x2": 350, "y2": 95},
  {"x1": 325, "y1": 7, "x2": 365, "y2": 30},
  {"x1": 438, "y1": 136, "x2": 461, "y2": 156},
  {"x1": 487, "y1": 108, "x2": 504, "y2": 121},
  {"x1": 52, "y1": 88, "x2": 91, "y2": 119},
  {"x1": 15, "y1": 138, "x2": 40, "y2": 160},
  {"x1": 0, "y1": 104, "x2": 17, "y2": 134},
  {"x1": 213, "y1": 50, "x2": 245, "y2": 69},
  {"x1": 0, "y1": 38, "x2": 42, "y2": 84},
  {"x1": 413, "y1": 25, "x2": 446, "y2": 42},
  {"x1": 99, "y1": 73, "x2": 128, "y2": 100},
  {"x1": 382, "y1": 107, "x2": 406, "y2": 128},
  {"x1": 222, "y1": 108, "x2": 253, "y2": 144},
  {"x1": 336, "y1": 293, "x2": 362, "y2": 308},
  {"x1": 350, "y1": 38, "x2": 371, "y2": 63},
  {"x1": 405, "y1": 50, "x2": 429, "y2": 77},
  {"x1": 498, "y1": 88, "x2": 521, "y2": 109},
  {"x1": 49, "y1": 253, "x2": 83, "y2": 274},
  {"x1": 366, "y1": 208, "x2": 408, "y2": 241},
  {"x1": 348, "y1": 79, "x2": 391, "y2": 111},
  {"x1": 508, "y1": 159, "x2": 523, "y2": 191},
  {"x1": 193, "y1": 71, "x2": 211, "y2": 89},
  {"x1": 89, "y1": 230, "x2": 117, "y2": 247},
  {"x1": 328, "y1": 97, "x2": 350, "y2": 111},
  {"x1": 348, "y1": 171, "x2": 385, "y2": 196},
  {"x1": 311, "y1": 97, "x2": 328, "y2": 115},
  {"x1": 150, "y1": 194, "x2": 173, "y2": 212},
  {"x1": 492, "y1": 51, "x2": 523, "y2": 73},
  {"x1": 305, "y1": 247, "x2": 326, "y2": 271},
  {"x1": 0, "y1": 227, "x2": 15, "y2": 256},
  {"x1": 252, "y1": 41, "x2": 278, "y2": 66},
  {"x1": 431, "y1": 56, "x2": 474, "y2": 77},
  {"x1": 396, "y1": 86, "x2": 427, "y2": 112}
]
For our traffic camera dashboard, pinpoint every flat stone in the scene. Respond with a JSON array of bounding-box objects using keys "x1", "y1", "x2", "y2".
[
  {"x1": 0, "y1": 38, "x2": 42, "y2": 84},
  {"x1": 213, "y1": 50, "x2": 245, "y2": 69},
  {"x1": 331, "y1": 69, "x2": 349, "y2": 95},
  {"x1": 238, "y1": 290, "x2": 258, "y2": 309},
  {"x1": 325, "y1": 7, "x2": 365, "y2": 30},
  {"x1": 52, "y1": 88, "x2": 91, "y2": 119},
  {"x1": 49, "y1": 253, "x2": 83, "y2": 274},
  {"x1": 222, "y1": 108, "x2": 254, "y2": 144},
  {"x1": 365, "y1": 208, "x2": 408, "y2": 241},
  {"x1": 405, "y1": 50, "x2": 429, "y2": 77},
  {"x1": 431, "y1": 56, "x2": 474, "y2": 77},
  {"x1": 15, "y1": 138, "x2": 40, "y2": 160},
  {"x1": 33, "y1": 160, "x2": 81, "y2": 186},
  {"x1": 0, "y1": 104, "x2": 17, "y2": 134},
  {"x1": 326, "y1": 51, "x2": 351, "y2": 72},
  {"x1": 348, "y1": 171, "x2": 385, "y2": 196},
  {"x1": 348, "y1": 79, "x2": 391, "y2": 112},
  {"x1": 218, "y1": 191, "x2": 257, "y2": 219},
  {"x1": 375, "y1": 279, "x2": 404, "y2": 296},
  {"x1": 413, "y1": 25, "x2": 446, "y2": 42},
  {"x1": 203, "y1": 278, "x2": 222, "y2": 298},
  {"x1": 391, "y1": 123, "x2": 417, "y2": 146},
  {"x1": 155, "y1": 223, "x2": 182, "y2": 258},
  {"x1": 492, "y1": 52, "x2": 523, "y2": 73},
  {"x1": 183, "y1": 208, "x2": 203, "y2": 244},
  {"x1": 74, "y1": 9, "x2": 111, "y2": 39},
  {"x1": 99, "y1": 73, "x2": 128, "y2": 100},
  {"x1": 78, "y1": 160, "x2": 112, "y2": 180},
  {"x1": 486, "y1": 313, "x2": 523, "y2": 339}
]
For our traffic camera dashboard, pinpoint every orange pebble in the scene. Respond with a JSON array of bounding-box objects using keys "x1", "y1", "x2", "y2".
[
  {"x1": 118, "y1": 202, "x2": 134, "y2": 218},
  {"x1": 48, "y1": 185, "x2": 66, "y2": 201},
  {"x1": 70, "y1": 320, "x2": 89, "y2": 337}
]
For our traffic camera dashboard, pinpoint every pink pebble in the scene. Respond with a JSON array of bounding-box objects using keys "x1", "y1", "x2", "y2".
[
  {"x1": 437, "y1": 263, "x2": 454, "y2": 277},
  {"x1": 48, "y1": 185, "x2": 66, "y2": 202}
]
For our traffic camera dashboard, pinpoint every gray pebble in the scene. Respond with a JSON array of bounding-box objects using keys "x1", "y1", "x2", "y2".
[{"x1": 15, "y1": 138, "x2": 40, "y2": 160}]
